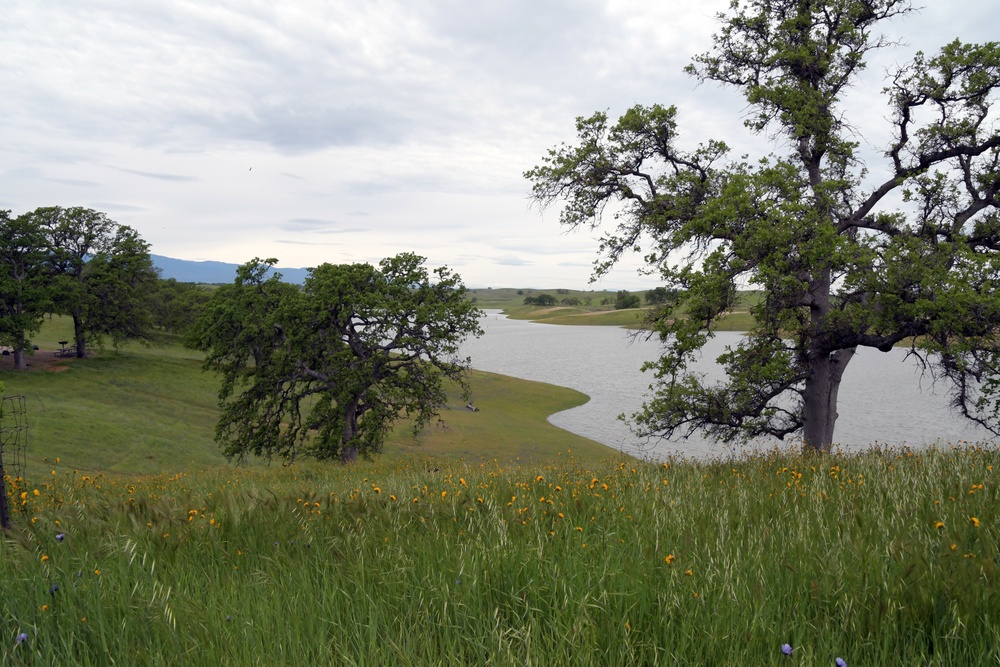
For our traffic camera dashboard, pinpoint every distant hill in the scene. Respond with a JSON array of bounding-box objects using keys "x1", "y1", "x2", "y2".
[{"x1": 151, "y1": 255, "x2": 310, "y2": 284}]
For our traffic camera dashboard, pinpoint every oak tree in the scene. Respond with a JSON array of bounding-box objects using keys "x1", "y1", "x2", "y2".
[
  {"x1": 188, "y1": 253, "x2": 483, "y2": 463},
  {"x1": 527, "y1": 0, "x2": 1000, "y2": 452},
  {"x1": 32, "y1": 207, "x2": 158, "y2": 357}
]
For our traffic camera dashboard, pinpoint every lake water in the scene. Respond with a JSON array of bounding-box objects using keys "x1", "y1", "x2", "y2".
[{"x1": 460, "y1": 311, "x2": 997, "y2": 459}]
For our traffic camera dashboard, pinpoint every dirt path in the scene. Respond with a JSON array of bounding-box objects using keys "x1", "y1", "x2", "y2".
[{"x1": 0, "y1": 349, "x2": 75, "y2": 372}]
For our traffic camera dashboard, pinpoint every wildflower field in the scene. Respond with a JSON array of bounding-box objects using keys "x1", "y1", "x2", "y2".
[{"x1": 3, "y1": 445, "x2": 998, "y2": 665}]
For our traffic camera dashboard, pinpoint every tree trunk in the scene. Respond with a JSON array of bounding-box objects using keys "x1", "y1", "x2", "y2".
[
  {"x1": 340, "y1": 399, "x2": 359, "y2": 464},
  {"x1": 12, "y1": 346, "x2": 26, "y2": 371},
  {"x1": 801, "y1": 347, "x2": 856, "y2": 453},
  {"x1": 801, "y1": 265, "x2": 857, "y2": 453},
  {"x1": 73, "y1": 313, "x2": 87, "y2": 358}
]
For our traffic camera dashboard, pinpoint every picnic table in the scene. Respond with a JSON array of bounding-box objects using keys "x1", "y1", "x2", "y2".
[{"x1": 56, "y1": 341, "x2": 73, "y2": 357}]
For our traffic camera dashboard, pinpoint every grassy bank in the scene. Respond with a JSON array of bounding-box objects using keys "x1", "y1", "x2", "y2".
[{"x1": 2, "y1": 446, "x2": 998, "y2": 664}]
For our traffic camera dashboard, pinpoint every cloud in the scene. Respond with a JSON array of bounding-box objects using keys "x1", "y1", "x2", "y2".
[
  {"x1": 274, "y1": 239, "x2": 342, "y2": 246},
  {"x1": 112, "y1": 168, "x2": 198, "y2": 182},
  {"x1": 279, "y1": 218, "x2": 370, "y2": 234},
  {"x1": 493, "y1": 255, "x2": 533, "y2": 267},
  {"x1": 46, "y1": 177, "x2": 99, "y2": 187},
  {"x1": 285, "y1": 218, "x2": 336, "y2": 227},
  {"x1": 89, "y1": 202, "x2": 146, "y2": 212}
]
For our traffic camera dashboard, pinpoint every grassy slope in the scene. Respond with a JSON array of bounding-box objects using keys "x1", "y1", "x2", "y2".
[
  {"x1": 389, "y1": 371, "x2": 607, "y2": 463},
  {"x1": 0, "y1": 318, "x2": 611, "y2": 476}
]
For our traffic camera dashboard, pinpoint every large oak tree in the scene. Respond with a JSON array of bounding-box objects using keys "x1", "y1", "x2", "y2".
[
  {"x1": 33, "y1": 206, "x2": 158, "y2": 358},
  {"x1": 188, "y1": 253, "x2": 483, "y2": 463},
  {"x1": 527, "y1": 0, "x2": 1000, "y2": 453}
]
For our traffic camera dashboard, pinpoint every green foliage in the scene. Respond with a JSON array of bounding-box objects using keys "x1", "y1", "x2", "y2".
[
  {"x1": 523, "y1": 293, "x2": 557, "y2": 306},
  {"x1": 189, "y1": 253, "x2": 484, "y2": 463},
  {"x1": 146, "y1": 278, "x2": 213, "y2": 335},
  {"x1": 645, "y1": 286, "x2": 678, "y2": 305},
  {"x1": 527, "y1": 0, "x2": 1000, "y2": 452}
]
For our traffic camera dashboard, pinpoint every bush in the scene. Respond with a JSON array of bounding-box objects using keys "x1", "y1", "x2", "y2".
[{"x1": 614, "y1": 291, "x2": 641, "y2": 309}]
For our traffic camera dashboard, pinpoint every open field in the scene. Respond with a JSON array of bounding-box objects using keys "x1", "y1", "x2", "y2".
[{"x1": 2, "y1": 445, "x2": 998, "y2": 664}]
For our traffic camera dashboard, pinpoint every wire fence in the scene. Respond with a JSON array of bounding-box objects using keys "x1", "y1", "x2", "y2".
[{"x1": 0, "y1": 395, "x2": 28, "y2": 530}]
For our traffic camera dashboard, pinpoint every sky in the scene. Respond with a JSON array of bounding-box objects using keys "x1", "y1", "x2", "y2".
[{"x1": 2, "y1": 1, "x2": 996, "y2": 290}]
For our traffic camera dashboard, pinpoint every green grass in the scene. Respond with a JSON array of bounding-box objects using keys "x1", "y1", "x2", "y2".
[
  {"x1": 2, "y1": 341, "x2": 224, "y2": 474},
  {"x1": 2, "y1": 446, "x2": 998, "y2": 664},
  {"x1": 389, "y1": 372, "x2": 610, "y2": 463}
]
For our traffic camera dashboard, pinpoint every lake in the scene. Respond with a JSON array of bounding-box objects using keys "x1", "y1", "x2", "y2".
[{"x1": 460, "y1": 310, "x2": 997, "y2": 459}]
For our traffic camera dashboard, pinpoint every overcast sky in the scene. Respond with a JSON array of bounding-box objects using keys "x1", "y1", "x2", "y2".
[{"x1": 2, "y1": 1, "x2": 995, "y2": 289}]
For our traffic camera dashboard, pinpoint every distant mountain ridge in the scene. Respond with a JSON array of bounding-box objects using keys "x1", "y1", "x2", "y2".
[{"x1": 151, "y1": 255, "x2": 310, "y2": 284}]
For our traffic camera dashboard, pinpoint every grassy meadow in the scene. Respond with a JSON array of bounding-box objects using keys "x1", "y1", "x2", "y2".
[{"x1": 0, "y1": 317, "x2": 998, "y2": 664}]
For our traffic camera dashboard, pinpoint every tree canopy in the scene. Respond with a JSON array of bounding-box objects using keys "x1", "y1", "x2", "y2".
[
  {"x1": 527, "y1": 0, "x2": 1000, "y2": 453},
  {"x1": 188, "y1": 253, "x2": 483, "y2": 463}
]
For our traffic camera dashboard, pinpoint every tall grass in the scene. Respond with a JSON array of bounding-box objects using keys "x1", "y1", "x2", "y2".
[{"x1": 3, "y1": 445, "x2": 997, "y2": 665}]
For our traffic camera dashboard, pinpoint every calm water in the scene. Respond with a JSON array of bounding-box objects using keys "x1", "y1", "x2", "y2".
[{"x1": 460, "y1": 311, "x2": 996, "y2": 459}]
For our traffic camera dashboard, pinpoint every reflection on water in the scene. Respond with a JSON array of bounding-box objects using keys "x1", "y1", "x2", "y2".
[{"x1": 460, "y1": 311, "x2": 996, "y2": 459}]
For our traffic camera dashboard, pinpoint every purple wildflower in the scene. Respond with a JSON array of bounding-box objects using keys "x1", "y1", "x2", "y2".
[
  {"x1": 226, "y1": 615, "x2": 232, "y2": 622},
  {"x1": 781, "y1": 643, "x2": 793, "y2": 656},
  {"x1": 55, "y1": 533, "x2": 65, "y2": 542},
  {"x1": 16, "y1": 632, "x2": 28, "y2": 644},
  {"x1": 836, "y1": 659, "x2": 847, "y2": 667},
  {"x1": 50, "y1": 584, "x2": 59, "y2": 595}
]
